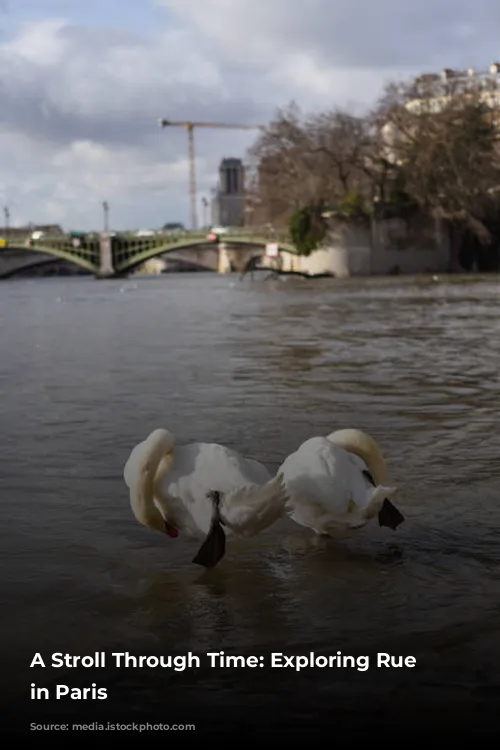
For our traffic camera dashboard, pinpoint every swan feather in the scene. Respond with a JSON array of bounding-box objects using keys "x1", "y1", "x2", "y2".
[
  {"x1": 278, "y1": 434, "x2": 402, "y2": 536},
  {"x1": 124, "y1": 430, "x2": 289, "y2": 565}
]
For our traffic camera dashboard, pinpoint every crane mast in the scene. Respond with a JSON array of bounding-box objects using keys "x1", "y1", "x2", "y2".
[{"x1": 158, "y1": 119, "x2": 264, "y2": 230}]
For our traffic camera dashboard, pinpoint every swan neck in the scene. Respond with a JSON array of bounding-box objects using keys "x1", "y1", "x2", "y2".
[
  {"x1": 327, "y1": 429, "x2": 389, "y2": 484},
  {"x1": 130, "y1": 429, "x2": 175, "y2": 532}
]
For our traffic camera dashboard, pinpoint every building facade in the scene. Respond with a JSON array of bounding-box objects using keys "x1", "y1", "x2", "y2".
[
  {"x1": 210, "y1": 158, "x2": 246, "y2": 227},
  {"x1": 382, "y1": 62, "x2": 500, "y2": 164}
]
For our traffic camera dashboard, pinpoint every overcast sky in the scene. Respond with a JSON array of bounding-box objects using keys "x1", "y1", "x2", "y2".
[{"x1": 0, "y1": 0, "x2": 499, "y2": 230}]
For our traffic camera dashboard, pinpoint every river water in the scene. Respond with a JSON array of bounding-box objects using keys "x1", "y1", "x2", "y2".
[{"x1": 1, "y1": 272, "x2": 500, "y2": 732}]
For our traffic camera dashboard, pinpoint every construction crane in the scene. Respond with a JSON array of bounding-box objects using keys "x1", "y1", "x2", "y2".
[{"x1": 158, "y1": 119, "x2": 264, "y2": 230}]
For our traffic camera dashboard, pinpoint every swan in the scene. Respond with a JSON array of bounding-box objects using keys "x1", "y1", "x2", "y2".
[
  {"x1": 123, "y1": 428, "x2": 289, "y2": 569},
  {"x1": 277, "y1": 428, "x2": 405, "y2": 538}
]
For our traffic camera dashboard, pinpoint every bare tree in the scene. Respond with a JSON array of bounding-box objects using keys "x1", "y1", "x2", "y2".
[
  {"x1": 246, "y1": 103, "x2": 320, "y2": 227},
  {"x1": 305, "y1": 109, "x2": 371, "y2": 199},
  {"x1": 247, "y1": 102, "x2": 381, "y2": 227},
  {"x1": 247, "y1": 72, "x2": 500, "y2": 253},
  {"x1": 374, "y1": 75, "x2": 500, "y2": 240}
]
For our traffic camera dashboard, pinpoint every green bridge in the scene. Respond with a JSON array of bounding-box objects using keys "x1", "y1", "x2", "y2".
[{"x1": 0, "y1": 229, "x2": 298, "y2": 278}]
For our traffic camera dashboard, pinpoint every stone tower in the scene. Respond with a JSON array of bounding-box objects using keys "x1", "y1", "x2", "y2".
[{"x1": 211, "y1": 158, "x2": 245, "y2": 227}]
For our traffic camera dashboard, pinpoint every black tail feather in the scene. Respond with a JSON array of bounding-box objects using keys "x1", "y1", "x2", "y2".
[
  {"x1": 363, "y1": 471, "x2": 404, "y2": 531},
  {"x1": 192, "y1": 489, "x2": 227, "y2": 569},
  {"x1": 192, "y1": 520, "x2": 226, "y2": 568},
  {"x1": 378, "y1": 498, "x2": 405, "y2": 530}
]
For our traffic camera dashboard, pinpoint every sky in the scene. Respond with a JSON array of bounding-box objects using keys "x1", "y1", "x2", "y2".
[{"x1": 0, "y1": 0, "x2": 499, "y2": 231}]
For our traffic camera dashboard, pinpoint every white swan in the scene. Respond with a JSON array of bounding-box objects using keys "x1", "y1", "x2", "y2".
[
  {"x1": 123, "y1": 428, "x2": 289, "y2": 568},
  {"x1": 277, "y1": 428, "x2": 404, "y2": 538}
]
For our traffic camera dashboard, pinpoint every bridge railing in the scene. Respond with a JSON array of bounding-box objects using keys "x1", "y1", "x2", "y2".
[
  {"x1": 34, "y1": 234, "x2": 101, "y2": 265},
  {"x1": 114, "y1": 230, "x2": 292, "y2": 242},
  {"x1": 111, "y1": 227, "x2": 295, "y2": 266},
  {"x1": 11, "y1": 227, "x2": 292, "y2": 248}
]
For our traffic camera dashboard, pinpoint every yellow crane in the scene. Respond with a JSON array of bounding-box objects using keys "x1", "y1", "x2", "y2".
[{"x1": 158, "y1": 119, "x2": 264, "y2": 230}]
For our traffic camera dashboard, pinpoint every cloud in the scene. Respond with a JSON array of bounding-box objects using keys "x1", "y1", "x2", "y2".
[
  {"x1": 0, "y1": 1, "x2": 500, "y2": 229},
  {"x1": 0, "y1": 17, "x2": 231, "y2": 228},
  {"x1": 159, "y1": 0, "x2": 500, "y2": 70}
]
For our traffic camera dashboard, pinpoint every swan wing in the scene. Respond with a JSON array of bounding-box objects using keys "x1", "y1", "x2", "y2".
[
  {"x1": 219, "y1": 473, "x2": 289, "y2": 537},
  {"x1": 154, "y1": 442, "x2": 275, "y2": 536},
  {"x1": 278, "y1": 438, "x2": 360, "y2": 512},
  {"x1": 161, "y1": 443, "x2": 270, "y2": 488},
  {"x1": 278, "y1": 437, "x2": 398, "y2": 528}
]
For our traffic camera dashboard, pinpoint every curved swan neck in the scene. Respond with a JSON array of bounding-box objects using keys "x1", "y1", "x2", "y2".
[
  {"x1": 129, "y1": 429, "x2": 175, "y2": 532},
  {"x1": 326, "y1": 428, "x2": 389, "y2": 484}
]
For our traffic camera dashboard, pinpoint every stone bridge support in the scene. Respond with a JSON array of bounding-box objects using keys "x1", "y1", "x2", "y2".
[
  {"x1": 167, "y1": 243, "x2": 262, "y2": 274},
  {"x1": 217, "y1": 243, "x2": 267, "y2": 274},
  {"x1": 96, "y1": 233, "x2": 115, "y2": 278},
  {"x1": 217, "y1": 243, "x2": 232, "y2": 274}
]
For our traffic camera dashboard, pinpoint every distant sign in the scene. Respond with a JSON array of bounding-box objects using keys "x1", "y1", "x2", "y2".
[{"x1": 265, "y1": 242, "x2": 279, "y2": 257}]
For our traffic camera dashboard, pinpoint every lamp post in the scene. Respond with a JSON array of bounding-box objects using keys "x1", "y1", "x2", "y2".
[
  {"x1": 4, "y1": 206, "x2": 9, "y2": 245},
  {"x1": 102, "y1": 201, "x2": 109, "y2": 233},
  {"x1": 201, "y1": 196, "x2": 208, "y2": 228}
]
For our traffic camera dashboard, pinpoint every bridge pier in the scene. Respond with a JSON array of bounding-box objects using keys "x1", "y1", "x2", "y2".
[
  {"x1": 217, "y1": 243, "x2": 232, "y2": 274},
  {"x1": 95, "y1": 233, "x2": 117, "y2": 278}
]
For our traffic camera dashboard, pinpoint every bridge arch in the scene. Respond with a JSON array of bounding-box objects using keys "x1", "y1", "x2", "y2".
[
  {"x1": 1, "y1": 257, "x2": 73, "y2": 279},
  {"x1": 116, "y1": 242, "x2": 221, "y2": 274},
  {"x1": 0, "y1": 246, "x2": 97, "y2": 279},
  {"x1": 113, "y1": 239, "x2": 290, "y2": 275}
]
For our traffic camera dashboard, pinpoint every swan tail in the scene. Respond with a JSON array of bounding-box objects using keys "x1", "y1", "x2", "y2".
[
  {"x1": 123, "y1": 429, "x2": 175, "y2": 533},
  {"x1": 192, "y1": 525, "x2": 226, "y2": 569},
  {"x1": 220, "y1": 472, "x2": 289, "y2": 537},
  {"x1": 193, "y1": 474, "x2": 288, "y2": 568},
  {"x1": 362, "y1": 484, "x2": 404, "y2": 530},
  {"x1": 192, "y1": 501, "x2": 226, "y2": 569}
]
